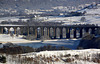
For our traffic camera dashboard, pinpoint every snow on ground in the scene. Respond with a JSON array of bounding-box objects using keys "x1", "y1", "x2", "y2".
[
  {"x1": 0, "y1": 16, "x2": 28, "y2": 23},
  {"x1": 0, "y1": 34, "x2": 30, "y2": 43},
  {"x1": 81, "y1": 4, "x2": 100, "y2": 15},
  {"x1": 4, "y1": 49, "x2": 98, "y2": 64},
  {"x1": 0, "y1": 17, "x2": 19, "y2": 22},
  {"x1": 36, "y1": 49, "x2": 100, "y2": 57},
  {"x1": 24, "y1": 49, "x2": 100, "y2": 64},
  {"x1": 38, "y1": 15, "x2": 100, "y2": 26},
  {"x1": 0, "y1": 24, "x2": 24, "y2": 26},
  {"x1": 37, "y1": 4, "x2": 100, "y2": 26},
  {"x1": 0, "y1": 34, "x2": 80, "y2": 49},
  {"x1": 17, "y1": 39, "x2": 80, "y2": 49}
]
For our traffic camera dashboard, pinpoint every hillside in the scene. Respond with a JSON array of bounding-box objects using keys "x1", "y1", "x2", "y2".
[
  {"x1": 36, "y1": 3, "x2": 100, "y2": 26},
  {"x1": 0, "y1": 0, "x2": 96, "y2": 10},
  {"x1": 78, "y1": 35, "x2": 100, "y2": 49},
  {"x1": 2, "y1": 49, "x2": 100, "y2": 64},
  {"x1": 0, "y1": 0, "x2": 97, "y2": 15}
]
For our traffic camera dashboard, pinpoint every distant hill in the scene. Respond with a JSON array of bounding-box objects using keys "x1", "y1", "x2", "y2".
[{"x1": 0, "y1": 0, "x2": 96, "y2": 10}]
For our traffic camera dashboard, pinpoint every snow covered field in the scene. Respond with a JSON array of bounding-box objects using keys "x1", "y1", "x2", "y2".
[
  {"x1": 0, "y1": 17, "x2": 28, "y2": 22},
  {"x1": 0, "y1": 34, "x2": 80, "y2": 49},
  {"x1": 0, "y1": 34, "x2": 100, "y2": 64},
  {"x1": 39, "y1": 15, "x2": 100, "y2": 25},
  {"x1": 1, "y1": 49, "x2": 100, "y2": 64},
  {"x1": 0, "y1": 34, "x2": 31, "y2": 43}
]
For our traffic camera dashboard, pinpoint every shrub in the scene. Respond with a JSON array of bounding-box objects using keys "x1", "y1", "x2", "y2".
[
  {"x1": 0, "y1": 55, "x2": 6, "y2": 63},
  {"x1": 64, "y1": 54, "x2": 71, "y2": 57},
  {"x1": 64, "y1": 58, "x2": 73, "y2": 62},
  {"x1": 74, "y1": 54, "x2": 79, "y2": 59}
]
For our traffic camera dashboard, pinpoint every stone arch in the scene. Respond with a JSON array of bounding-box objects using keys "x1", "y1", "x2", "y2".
[
  {"x1": 82, "y1": 28, "x2": 86, "y2": 37},
  {"x1": 3, "y1": 27, "x2": 8, "y2": 34},
  {"x1": 83, "y1": 28, "x2": 90, "y2": 37},
  {"x1": 88, "y1": 28, "x2": 92, "y2": 34},
  {"x1": 50, "y1": 27, "x2": 54, "y2": 38},
  {"x1": 70, "y1": 28, "x2": 74, "y2": 38},
  {"x1": 9, "y1": 27, "x2": 14, "y2": 34},
  {"x1": 85, "y1": 28, "x2": 89, "y2": 33},
  {"x1": 9, "y1": 27, "x2": 14, "y2": 37},
  {"x1": 37, "y1": 27, "x2": 41, "y2": 38},
  {"x1": 66, "y1": 28, "x2": 70, "y2": 38},
  {"x1": 94, "y1": 28, "x2": 98, "y2": 35},
  {"x1": 29, "y1": 27, "x2": 33, "y2": 34},
  {"x1": 44, "y1": 27, "x2": 48, "y2": 36},
  {"x1": 22, "y1": 27, "x2": 27, "y2": 35},
  {"x1": 16, "y1": 27, "x2": 21, "y2": 36},
  {"x1": 76, "y1": 28, "x2": 80, "y2": 38},
  {"x1": 62, "y1": 28, "x2": 66, "y2": 38},
  {"x1": 56, "y1": 28, "x2": 60, "y2": 38}
]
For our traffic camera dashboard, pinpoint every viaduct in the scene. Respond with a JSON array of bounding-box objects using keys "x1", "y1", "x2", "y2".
[{"x1": 0, "y1": 24, "x2": 99, "y2": 39}]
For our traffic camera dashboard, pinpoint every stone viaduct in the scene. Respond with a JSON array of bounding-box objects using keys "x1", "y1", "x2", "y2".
[{"x1": 0, "y1": 24, "x2": 99, "y2": 39}]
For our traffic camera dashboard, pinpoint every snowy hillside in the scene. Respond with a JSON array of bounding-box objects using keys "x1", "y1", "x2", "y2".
[
  {"x1": 2, "y1": 49, "x2": 100, "y2": 64},
  {"x1": 0, "y1": 0, "x2": 98, "y2": 15},
  {"x1": 36, "y1": 4, "x2": 100, "y2": 26},
  {"x1": 0, "y1": 3, "x2": 100, "y2": 26},
  {"x1": 0, "y1": 0, "x2": 96, "y2": 10}
]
